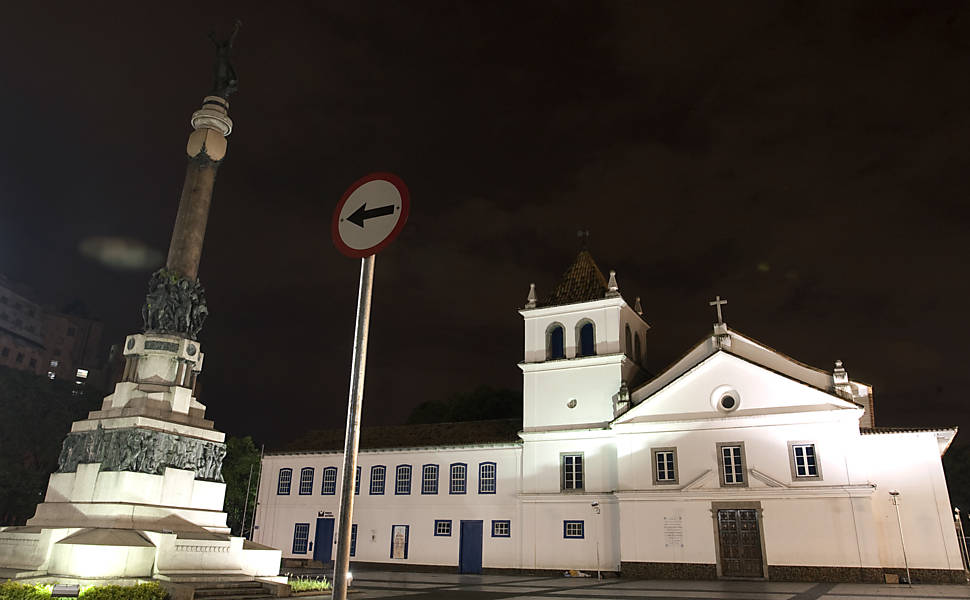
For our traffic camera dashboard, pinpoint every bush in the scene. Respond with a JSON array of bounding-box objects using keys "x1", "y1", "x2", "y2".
[
  {"x1": 288, "y1": 576, "x2": 331, "y2": 592},
  {"x1": 0, "y1": 581, "x2": 168, "y2": 600},
  {"x1": 0, "y1": 581, "x2": 52, "y2": 600},
  {"x1": 80, "y1": 582, "x2": 167, "y2": 600}
]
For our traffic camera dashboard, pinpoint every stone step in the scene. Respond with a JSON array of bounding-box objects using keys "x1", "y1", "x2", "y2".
[
  {"x1": 194, "y1": 590, "x2": 275, "y2": 600},
  {"x1": 193, "y1": 582, "x2": 270, "y2": 599},
  {"x1": 194, "y1": 585, "x2": 265, "y2": 595}
]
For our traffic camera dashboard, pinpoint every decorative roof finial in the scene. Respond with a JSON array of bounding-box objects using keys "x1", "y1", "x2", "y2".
[
  {"x1": 525, "y1": 283, "x2": 537, "y2": 309},
  {"x1": 605, "y1": 270, "x2": 620, "y2": 298},
  {"x1": 833, "y1": 360, "x2": 852, "y2": 399},
  {"x1": 634, "y1": 296, "x2": 643, "y2": 316},
  {"x1": 577, "y1": 229, "x2": 590, "y2": 249}
]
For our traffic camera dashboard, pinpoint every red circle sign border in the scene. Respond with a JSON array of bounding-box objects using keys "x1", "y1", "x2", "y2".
[{"x1": 331, "y1": 172, "x2": 410, "y2": 259}]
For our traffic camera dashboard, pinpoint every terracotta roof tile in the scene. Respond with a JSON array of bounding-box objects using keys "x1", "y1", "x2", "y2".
[
  {"x1": 538, "y1": 249, "x2": 610, "y2": 308},
  {"x1": 277, "y1": 418, "x2": 523, "y2": 453},
  {"x1": 860, "y1": 426, "x2": 955, "y2": 435}
]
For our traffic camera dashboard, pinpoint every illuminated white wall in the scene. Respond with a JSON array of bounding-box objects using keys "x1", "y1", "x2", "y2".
[{"x1": 255, "y1": 445, "x2": 521, "y2": 568}]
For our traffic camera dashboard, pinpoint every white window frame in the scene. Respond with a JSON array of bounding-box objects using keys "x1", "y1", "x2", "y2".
[
  {"x1": 321, "y1": 467, "x2": 337, "y2": 495},
  {"x1": 788, "y1": 441, "x2": 822, "y2": 481},
  {"x1": 422, "y1": 464, "x2": 439, "y2": 494},
  {"x1": 716, "y1": 441, "x2": 747, "y2": 487},
  {"x1": 396, "y1": 465, "x2": 412, "y2": 495},
  {"x1": 561, "y1": 453, "x2": 584, "y2": 491},
  {"x1": 298, "y1": 467, "x2": 314, "y2": 495},
  {"x1": 479, "y1": 462, "x2": 496, "y2": 494},
  {"x1": 449, "y1": 463, "x2": 467, "y2": 494},
  {"x1": 370, "y1": 465, "x2": 386, "y2": 495},
  {"x1": 651, "y1": 447, "x2": 679, "y2": 485}
]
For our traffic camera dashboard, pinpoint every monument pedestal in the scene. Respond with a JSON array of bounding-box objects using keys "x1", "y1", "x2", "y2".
[{"x1": 0, "y1": 333, "x2": 281, "y2": 581}]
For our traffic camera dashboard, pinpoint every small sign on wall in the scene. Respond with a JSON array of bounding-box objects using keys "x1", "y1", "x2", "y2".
[
  {"x1": 390, "y1": 524, "x2": 409, "y2": 559},
  {"x1": 664, "y1": 516, "x2": 684, "y2": 548}
]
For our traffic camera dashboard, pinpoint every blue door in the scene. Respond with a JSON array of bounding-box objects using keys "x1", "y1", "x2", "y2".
[
  {"x1": 313, "y1": 518, "x2": 335, "y2": 563},
  {"x1": 459, "y1": 520, "x2": 483, "y2": 574}
]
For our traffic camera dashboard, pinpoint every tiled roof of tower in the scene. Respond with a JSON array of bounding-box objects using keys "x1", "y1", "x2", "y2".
[
  {"x1": 275, "y1": 418, "x2": 523, "y2": 454},
  {"x1": 538, "y1": 249, "x2": 610, "y2": 308}
]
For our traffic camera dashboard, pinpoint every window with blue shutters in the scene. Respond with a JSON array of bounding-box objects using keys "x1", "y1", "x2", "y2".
[
  {"x1": 321, "y1": 467, "x2": 337, "y2": 495},
  {"x1": 449, "y1": 463, "x2": 466, "y2": 494},
  {"x1": 396, "y1": 465, "x2": 412, "y2": 495},
  {"x1": 479, "y1": 462, "x2": 496, "y2": 494},
  {"x1": 350, "y1": 524, "x2": 358, "y2": 557},
  {"x1": 422, "y1": 464, "x2": 439, "y2": 495},
  {"x1": 292, "y1": 523, "x2": 310, "y2": 553},
  {"x1": 370, "y1": 465, "x2": 386, "y2": 495},
  {"x1": 355, "y1": 466, "x2": 361, "y2": 495},
  {"x1": 563, "y1": 520, "x2": 584, "y2": 539},
  {"x1": 299, "y1": 468, "x2": 314, "y2": 495},
  {"x1": 277, "y1": 468, "x2": 292, "y2": 495},
  {"x1": 491, "y1": 520, "x2": 510, "y2": 537}
]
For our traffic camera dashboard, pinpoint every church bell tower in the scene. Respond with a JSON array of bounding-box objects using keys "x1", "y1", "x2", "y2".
[{"x1": 519, "y1": 248, "x2": 649, "y2": 431}]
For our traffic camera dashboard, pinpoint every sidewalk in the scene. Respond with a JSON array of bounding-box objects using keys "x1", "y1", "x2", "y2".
[{"x1": 288, "y1": 569, "x2": 970, "y2": 600}]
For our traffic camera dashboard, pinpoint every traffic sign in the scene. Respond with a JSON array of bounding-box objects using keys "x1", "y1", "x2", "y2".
[{"x1": 332, "y1": 172, "x2": 410, "y2": 258}]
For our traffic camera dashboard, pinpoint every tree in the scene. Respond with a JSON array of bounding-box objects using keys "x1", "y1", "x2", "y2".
[
  {"x1": 0, "y1": 366, "x2": 100, "y2": 525},
  {"x1": 222, "y1": 435, "x2": 261, "y2": 537},
  {"x1": 944, "y1": 443, "x2": 970, "y2": 521},
  {"x1": 407, "y1": 385, "x2": 521, "y2": 424}
]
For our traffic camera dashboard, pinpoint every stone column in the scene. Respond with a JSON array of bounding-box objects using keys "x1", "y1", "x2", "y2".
[{"x1": 165, "y1": 96, "x2": 233, "y2": 281}]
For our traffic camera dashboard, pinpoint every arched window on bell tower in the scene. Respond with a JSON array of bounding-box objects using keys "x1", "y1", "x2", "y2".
[
  {"x1": 634, "y1": 333, "x2": 642, "y2": 364},
  {"x1": 546, "y1": 323, "x2": 565, "y2": 360},
  {"x1": 577, "y1": 321, "x2": 596, "y2": 357},
  {"x1": 625, "y1": 324, "x2": 632, "y2": 357}
]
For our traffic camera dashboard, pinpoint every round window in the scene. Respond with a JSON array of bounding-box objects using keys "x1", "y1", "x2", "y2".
[
  {"x1": 710, "y1": 385, "x2": 740, "y2": 413},
  {"x1": 567, "y1": 398, "x2": 577, "y2": 409}
]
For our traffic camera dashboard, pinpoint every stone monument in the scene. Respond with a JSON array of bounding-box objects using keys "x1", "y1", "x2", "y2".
[{"x1": 0, "y1": 24, "x2": 282, "y2": 582}]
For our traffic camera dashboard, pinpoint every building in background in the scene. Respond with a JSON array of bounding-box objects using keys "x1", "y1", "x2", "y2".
[
  {"x1": 255, "y1": 249, "x2": 963, "y2": 583},
  {"x1": 0, "y1": 273, "x2": 104, "y2": 387}
]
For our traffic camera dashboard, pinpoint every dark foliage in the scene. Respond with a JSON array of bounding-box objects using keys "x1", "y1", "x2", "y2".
[
  {"x1": 0, "y1": 366, "x2": 101, "y2": 525},
  {"x1": 406, "y1": 385, "x2": 522, "y2": 425},
  {"x1": 80, "y1": 581, "x2": 168, "y2": 600},
  {"x1": 944, "y1": 443, "x2": 970, "y2": 522},
  {"x1": 222, "y1": 435, "x2": 260, "y2": 536}
]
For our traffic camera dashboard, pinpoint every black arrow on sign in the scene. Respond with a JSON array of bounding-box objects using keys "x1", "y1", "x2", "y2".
[{"x1": 346, "y1": 203, "x2": 395, "y2": 228}]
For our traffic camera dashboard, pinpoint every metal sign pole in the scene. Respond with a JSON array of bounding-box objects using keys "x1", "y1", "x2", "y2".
[{"x1": 333, "y1": 254, "x2": 375, "y2": 600}]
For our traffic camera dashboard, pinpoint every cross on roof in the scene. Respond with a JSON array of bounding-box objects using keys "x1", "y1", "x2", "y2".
[{"x1": 709, "y1": 295, "x2": 727, "y2": 324}]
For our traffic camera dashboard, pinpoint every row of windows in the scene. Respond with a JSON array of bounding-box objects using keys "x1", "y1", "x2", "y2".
[
  {"x1": 0, "y1": 347, "x2": 36, "y2": 368},
  {"x1": 290, "y1": 519, "x2": 585, "y2": 554},
  {"x1": 0, "y1": 296, "x2": 37, "y2": 317},
  {"x1": 278, "y1": 462, "x2": 499, "y2": 496},
  {"x1": 624, "y1": 324, "x2": 642, "y2": 364},
  {"x1": 546, "y1": 321, "x2": 596, "y2": 360},
  {"x1": 433, "y1": 519, "x2": 510, "y2": 538},
  {"x1": 560, "y1": 442, "x2": 820, "y2": 491}
]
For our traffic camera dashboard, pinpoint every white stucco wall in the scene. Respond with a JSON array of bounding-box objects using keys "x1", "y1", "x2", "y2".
[{"x1": 254, "y1": 445, "x2": 521, "y2": 568}]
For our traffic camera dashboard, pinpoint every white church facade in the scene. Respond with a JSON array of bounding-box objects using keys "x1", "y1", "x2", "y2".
[{"x1": 254, "y1": 250, "x2": 965, "y2": 583}]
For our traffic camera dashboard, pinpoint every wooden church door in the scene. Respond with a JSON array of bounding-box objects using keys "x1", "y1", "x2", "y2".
[{"x1": 717, "y1": 509, "x2": 764, "y2": 578}]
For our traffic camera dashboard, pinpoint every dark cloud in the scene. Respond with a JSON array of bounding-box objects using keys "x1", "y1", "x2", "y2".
[{"x1": 0, "y1": 1, "x2": 968, "y2": 445}]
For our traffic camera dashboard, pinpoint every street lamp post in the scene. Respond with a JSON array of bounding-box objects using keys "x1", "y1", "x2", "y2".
[
  {"x1": 889, "y1": 490, "x2": 912, "y2": 587},
  {"x1": 591, "y1": 502, "x2": 601, "y2": 579}
]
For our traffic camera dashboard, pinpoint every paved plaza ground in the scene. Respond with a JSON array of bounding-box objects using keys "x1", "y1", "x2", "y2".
[{"x1": 290, "y1": 570, "x2": 970, "y2": 600}]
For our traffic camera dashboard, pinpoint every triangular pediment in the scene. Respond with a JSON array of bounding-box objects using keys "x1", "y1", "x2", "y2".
[{"x1": 614, "y1": 350, "x2": 860, "y2": 425}]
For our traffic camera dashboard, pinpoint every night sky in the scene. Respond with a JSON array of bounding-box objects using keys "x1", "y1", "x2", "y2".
[{"x1": 1, "y1": 3, "x2": 968, "y2": 448}]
